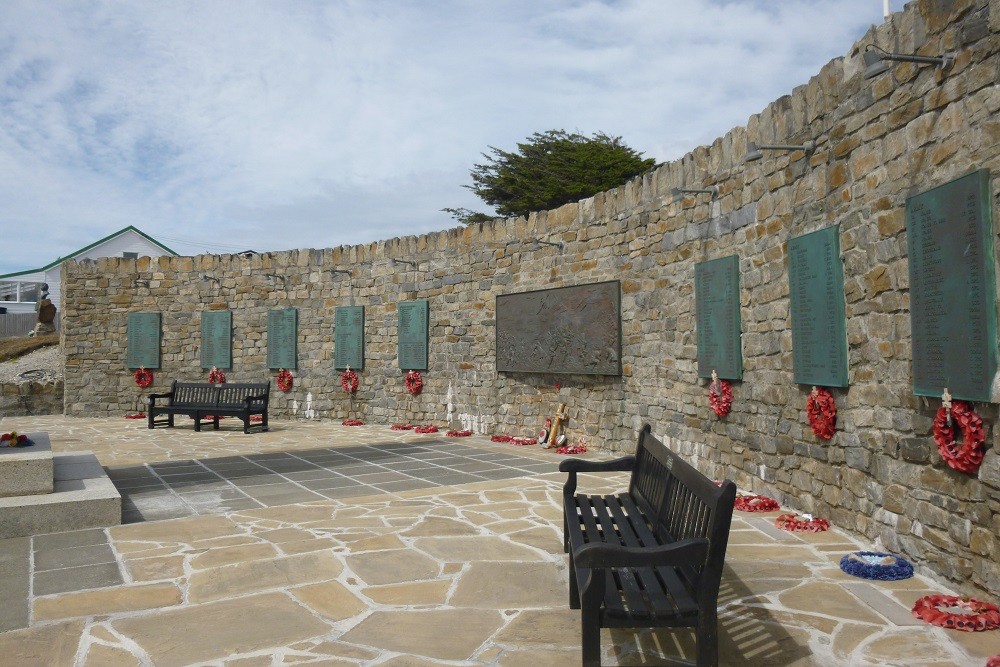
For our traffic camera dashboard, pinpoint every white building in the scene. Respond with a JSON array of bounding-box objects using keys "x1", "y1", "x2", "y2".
[{"x1": 0, "y1": 226, "x2": 177, "y2": 315}]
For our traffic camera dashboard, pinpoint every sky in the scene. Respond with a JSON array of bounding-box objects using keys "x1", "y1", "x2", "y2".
[{"x1": 0, "y1": 1, "x2": 893, "y2": 275}]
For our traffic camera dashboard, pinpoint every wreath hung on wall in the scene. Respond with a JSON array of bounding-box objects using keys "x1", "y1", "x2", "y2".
[
  {"x1": 734, "y1": 495, "x2": 780, "y2": 512},
  {"x1": 208, "y1": 367, "x2": 226, "y2": 384},
  {"x1": 806, "y1": 386, "x2": 836, "y2": 440},
  {"x1": 912, "y1": 594, "x2": 1000, "y2": 632},
  {"x1": 133, "y1": 367, "x2": 154, "y2": 389},
  {"x1": 933, "y1": 399, "x2": 985, "y2": 474},
  {"x1": 775, "y1": 513, "x2": 830, "y2": 532},
  {"x1": 414, "y1": 425, "x2": 439, "y2": 434},
  {"x1": 838, "y1": 552, "x2": 914, "y2": 581},
  {"x1": 276, "y1": 369, "x2": 293, "y2": 392},
  {"x1": 708, "y1": 377, "x2": 733, "y2": 418},
  {"x1": 341, "y1": 369, "x2": 359, "y2": 394},
  {"x1": 405, "y1": 370, "x2": 423, "y2": 395}
]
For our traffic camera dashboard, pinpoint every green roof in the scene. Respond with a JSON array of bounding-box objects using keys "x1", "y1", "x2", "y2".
[{"x1": 0, "y1": 226, "x2": 178, "y2": 279}]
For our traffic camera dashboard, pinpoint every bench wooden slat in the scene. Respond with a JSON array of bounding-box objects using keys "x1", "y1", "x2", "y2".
[{"x1": 590, "y1": 495, "x2": 656, "y2": 616}]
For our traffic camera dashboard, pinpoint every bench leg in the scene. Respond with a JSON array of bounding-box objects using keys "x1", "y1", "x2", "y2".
[
  {"x1": 213, "y1": 416, "x2": 220, "y2": 430},
  {"x1": 569, "y1": 551, "x2": 580, "y2": 609},
  {"x1": 580, "y1": 572, "x2": 603, "y2": 667},
  {"x1": 193, "y1": 413, "x2": 201, "y2": 432},
  {"x1": 168, "y1": 413, "x2": 174, "y2": 428},
  {"x1": 696, "y1": 609, "x2": 719, "y2": 667}
]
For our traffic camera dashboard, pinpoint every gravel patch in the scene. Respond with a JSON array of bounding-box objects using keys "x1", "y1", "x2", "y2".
[{"x1": 0, "y1": 345, "x2": 64, "y2": 384}]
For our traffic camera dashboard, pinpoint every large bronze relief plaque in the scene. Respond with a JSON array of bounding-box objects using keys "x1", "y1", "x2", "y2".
[
  {"x1": 398, "y1": 300, "x2": 429, "y2": 370},
  {"x1": 127, "y1": 312, "x2": 160, "y2": 369},
  {"x1": 200, "y1": 310, "x2": 232, "y2": 370},
  {"x1": 788, "y1": 226, "x2": 849, "y2": 387},
  {"x1": 335, "y1": 305, "x2": 365, "y2": 370},
  {"x1": 907, "y1": 169, "x2": 997, "y2": 401},
  {"x1": 695, "y1": 255, "x2": 743, "y2": 379},
  {"x1": 496, "y1": 281, "x2": 621, "y2": 376},
  {"x1": 267, "y1": 309, "x2": 297, "y2": 370}
]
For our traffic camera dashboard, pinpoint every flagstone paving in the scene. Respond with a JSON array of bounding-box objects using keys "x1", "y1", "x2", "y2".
[{"x1": 1, "y1": 415, "x2": 999, "y2": 665}]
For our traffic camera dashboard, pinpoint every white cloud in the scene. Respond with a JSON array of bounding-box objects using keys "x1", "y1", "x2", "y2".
[{"x1": 0, "y1": 0, "x2": 888, "y2": 273}]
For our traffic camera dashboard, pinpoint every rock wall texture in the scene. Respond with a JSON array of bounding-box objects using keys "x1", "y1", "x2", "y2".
[
  {"x1": 62, "y1": 0, "x2": 999, "y2": 597},
  {"x1": 1, "y1": 380, "x2": 64, "y2": 417}
]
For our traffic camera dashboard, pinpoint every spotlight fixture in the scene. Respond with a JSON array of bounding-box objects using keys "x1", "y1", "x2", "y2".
[
  {"x1": 391, "y1": 258, "x2": 417, "y2": 268},
  {"x1": 745, "y1": 140, "x2": 816, "y2": 162},
  {"x1": 671, "y1": 186, "x2": 719, "y2": 201},
  {"x1": 330, "y1": 269, "x2": 352, "y2": 278},
  {"x1": 201, "y1": 274, "x2": 220, "y2": 287},
  {"x1": 132, "y1": 279, "x2": 150, "y2": 288},
  {"x1": 531, "y1": 238, "x2": 563, "y2": 250},
  {"x1": 863, "y1": 44, "x2": 954, "y2": 79},
  {"x1": 264, "y1": 273, "x2": 286, "y2": 286}
]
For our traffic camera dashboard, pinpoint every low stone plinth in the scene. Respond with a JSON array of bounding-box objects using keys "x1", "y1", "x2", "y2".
[
  {"x1": 0, "y1": 432, "x2": 53, "y2": 497},
  {"x1": 0, "y1": 451, "x2": 121, "y2": 539}
]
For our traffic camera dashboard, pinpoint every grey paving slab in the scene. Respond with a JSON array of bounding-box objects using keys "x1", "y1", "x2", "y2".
[
  {"x1": 0, "y1": 537, "x2": 30, "y2": 632},
  {"x1": 33, "y1": 561, "x2": 124, "y2": 596},
  {"x1": 32, "y1": 528, "x2": 108, "y2": 551},
  {"x1": 34, "y1": 543, "x2": 116, "y2": 572}
]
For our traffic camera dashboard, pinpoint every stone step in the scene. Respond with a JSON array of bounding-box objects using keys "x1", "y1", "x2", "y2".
[
  {"x1": 0, "y1": 432, "x2": 54, "y2": 497},
  {"x1": 0, "y1": 451, "x2": 121, "y2": 539}
]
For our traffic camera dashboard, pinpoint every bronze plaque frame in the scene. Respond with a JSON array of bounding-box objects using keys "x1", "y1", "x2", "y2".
[
  {"x1": 200, "y1": 310, "x2": 232, "y2": 370},
  {"x1": 398, "y1": 300, "x2": 429, "y2": 371},
  {"x1": 695, "y1": 255, "x2": 743, "y2": 379},
  {"x1": 496, "y1": 281, "x2": 621, "y2": 376},
  {"x1": 267, "y1": 308, "x2": 297, "y2": 370},
  {"x1": 126, "y1": 312, "x2": 160, "y2": 369},
  {"x1": 335, "y1": 305, "x2": 365, "y2": 370},
  {"x1": 906, "y1": 169, "x2": 997, "y2": 401}
]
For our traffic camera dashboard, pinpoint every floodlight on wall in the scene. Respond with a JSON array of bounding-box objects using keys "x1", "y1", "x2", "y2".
[
  {"x1": 330, "y1": 269, "x2": 352, "y2": 278},
  {"x1": 670, "y1": 186, "x2": 719, "y2": 202},
  {"x1": 745, "y1": 140, "x2": 816, "y2": 162},
  {"x1": 863, "y1": 44, "x2": 954, "y2": 79},
  {"x1": 264, "y1": 273, "x2": 286, "y2": 287},
  {"x1": 132, "y1": 279, "x2": 150, "y2": 288},
  {"x1": 531, "y1": 238, "x2": 563, "y2": 250},
  {"x1": 391, "y1": 258, "x2": 417, "y2": 268},
  {"x1": 201, "y1": 274, "x2": 220, "y2": 288}
]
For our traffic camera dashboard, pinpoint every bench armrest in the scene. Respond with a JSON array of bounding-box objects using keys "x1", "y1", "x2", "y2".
[
  {"x1": 574, "y1": 537, "x2": 709, "y2": 569},
  {"x1": 147, "y1": 392, "x2": 174, "y2": 406},
  {"x1": 243, "y1": 392, "x2": 269, "y2": 407},
  {"x1": 560, "y1": 455, "x2": 635, "y2": 497}
]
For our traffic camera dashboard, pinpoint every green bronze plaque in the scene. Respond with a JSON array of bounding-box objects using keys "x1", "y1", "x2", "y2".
[
  {"x1": 398, "y1": 300, "x2": 429, "y2": 370},
  {"x1": 200, "y1": 310, "x2": 232, "y2": 370},
  {"x1": 126, "y1": 312, "x2": 160, "y2": 369},
  {"x1": 267, "y1": 308, "x2": 297, "y2": 370},
  {"x1": 334, "y1": 305, "x2": 365, "y2": 370},
  {"x1": 788, "y1": 226, "x2": 849, "y2": 387},
  {"x1": 907, "y1": 169, "x2": 997, "y2": 401},
  {"x1": 695, "y1": 255, "x2": 743, "y2": 379}
]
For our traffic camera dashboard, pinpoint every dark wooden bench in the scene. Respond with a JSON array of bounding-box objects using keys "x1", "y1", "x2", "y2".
[
  {"x1": 559, "y1": 424, "x2": 737, "y2": 666},
  {"x1": 147, "y1": 381, "x2": 270, "y2": 434}
]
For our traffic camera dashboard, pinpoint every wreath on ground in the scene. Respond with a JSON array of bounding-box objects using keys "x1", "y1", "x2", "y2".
[
  {"x1": 839, "y1": 552, "x2": 914, "y2": 581},
  {"x1": 276, "y1": 369, "x2": 293, "y2": 392},
  {"x1": 414, "y1": 425, "x2": 439, "y2": 434},
  {"x1": 491, "y1": 434, "x2": 538, "y2": 446},
  {"x1": 987, "y1": 655, "x2": 1000, "y2": 667},
  {"x1": 556, "y1": 439, "x2": 588, "y2": 455},
  {"x1": 342, "y1": 418, "x2": 364, "y2": 426},
  {"x1": 933, "y1": 400, "x2": 986, "y2": 474},
  {"x1": 1, "y1": 431, "x2": 32, "y2": 447},
  {"x1": 405, "y1": 371, "x2": 423, "y2": 395},
  {"x1": 125, "y1": 413, "x2": 146, "y2": 420},
  {"x1": 208, "y1": 367, "x2": 226, "y2": 384},
  {"x1": 133, "y1": 367, "x2": 154, "y2": 389},
  {"x1": 708, "y1": 374, "x2": 732, "y2": 418},
  {"x1": 341, "y1": 369, "x2": 359, "y2": 394},
  {"x1": 775, "y1": 513, "x2": 830, "y2": 532},
  {"x1": 446, "y1": 429, "x2": 472, "y2": 437},
  {"x1": 807, "y1": 387, "x2": 836, "y2": 440},
  {"x1": 391, "y1": 423, "x2": 414, "y2": 431},
  {"x1": 734, "y1": 495, "x2": 780, "y2": 512},
  {"x1": 912, "y1": 594, "x2": 1000, "y2": 632}
]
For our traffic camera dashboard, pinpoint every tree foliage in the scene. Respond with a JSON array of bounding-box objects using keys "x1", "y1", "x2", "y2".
[{"x1": 446, "y1": 130, "x2": 655, "y2": 224}]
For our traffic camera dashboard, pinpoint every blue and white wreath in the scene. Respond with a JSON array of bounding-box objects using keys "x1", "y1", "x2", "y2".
[{"x1": 839, "y1": 551, "x2": 914, "y2": 581}]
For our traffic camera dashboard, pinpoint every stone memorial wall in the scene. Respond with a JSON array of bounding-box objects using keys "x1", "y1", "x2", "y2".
[{"x1": 61, "y1": 0, "x2": 1000, "y2": 598}]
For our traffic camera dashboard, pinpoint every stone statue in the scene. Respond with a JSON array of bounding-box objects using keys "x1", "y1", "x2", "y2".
[{"x1": 31, "y1": 283, "x2": 57, "y2": 336}]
